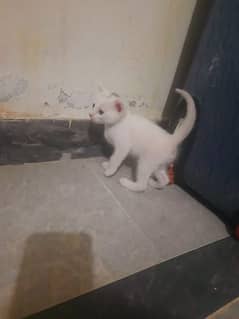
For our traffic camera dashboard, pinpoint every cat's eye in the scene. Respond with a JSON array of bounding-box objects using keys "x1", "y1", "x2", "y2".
[
  {"x1": 99, "y1": 109, "x2": 104, "y2": 115},
  {"x1": 92, "y1": 103, "x2": 95, "y2": 108}
]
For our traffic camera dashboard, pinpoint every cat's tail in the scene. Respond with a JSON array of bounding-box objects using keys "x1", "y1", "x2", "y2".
[{"x1": 172, "y1": 89, "x2": 196, "y2": 144}]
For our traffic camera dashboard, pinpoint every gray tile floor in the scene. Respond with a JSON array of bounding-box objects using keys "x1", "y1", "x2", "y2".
[
  {"x1": 0, "y1": 158, "x2": 227, "y2": 318},
  {"x1": 207, "y1": 297, "x2": 239, "y2": 319}
]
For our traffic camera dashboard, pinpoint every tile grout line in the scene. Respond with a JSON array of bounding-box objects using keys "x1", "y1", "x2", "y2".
[
  {"x1": 86, "y1": 163, "x2": 160, "y2": 252},
  {"x1": 87, "y1": 172, "x2": 228, "y2": 279},
  {"x1": 85, "y1": 160, "x2": 228, "y2": 264}
]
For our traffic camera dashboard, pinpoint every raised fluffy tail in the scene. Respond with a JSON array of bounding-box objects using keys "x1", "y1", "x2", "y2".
[{"x1": 172, "y1": 89, "x2": 196, "y2": 144}]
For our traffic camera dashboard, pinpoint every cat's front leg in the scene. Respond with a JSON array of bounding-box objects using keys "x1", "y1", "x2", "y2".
[
  {"x1": 104, "y1": 146, "x2": 129, "y2": 177},
  {"x1": 101, "y1": 161, "x2": 109, "y2": 170}
]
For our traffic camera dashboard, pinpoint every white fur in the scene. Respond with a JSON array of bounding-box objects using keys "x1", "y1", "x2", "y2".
[{"x1": 90, "y1": 87, "x2": 196, "y2": 192}]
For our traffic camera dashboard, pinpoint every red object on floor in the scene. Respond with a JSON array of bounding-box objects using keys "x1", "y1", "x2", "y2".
[
  {"x1": 235, "y1": 225, "x2": 239, "y2": 240},
  {"x1": 168, "y1": 164, "x2": 175, "y2": 185}
]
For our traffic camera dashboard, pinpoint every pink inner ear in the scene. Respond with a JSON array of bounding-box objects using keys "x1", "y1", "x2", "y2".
[{"x1": 115, "y1": 101, "x2": 122, "y2": 112}]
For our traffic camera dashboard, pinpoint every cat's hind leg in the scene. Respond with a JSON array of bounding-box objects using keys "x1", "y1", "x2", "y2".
[
  {"x1": 149, "y1": 167, "x2": 170, "y2": 189},
  {"x1": 120, "y1": 158, "x2": 157, "y2": 192}
]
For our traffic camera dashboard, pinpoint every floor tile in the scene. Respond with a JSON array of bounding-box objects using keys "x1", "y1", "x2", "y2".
[
  {"x1": 87, "y1": 158, "x2": 227, "y2": 260},
  {"x1": 0, "y1": 159, "x2": 159, "y2": 318}
]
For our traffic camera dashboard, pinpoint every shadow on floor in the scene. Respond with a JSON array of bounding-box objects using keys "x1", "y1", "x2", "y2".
[
  {"x1": 8, "y1": 232, "x2": 93, "y2": 319},
  {"x1": 24, "y1": 238, "x2": 239, "y2": 319}
]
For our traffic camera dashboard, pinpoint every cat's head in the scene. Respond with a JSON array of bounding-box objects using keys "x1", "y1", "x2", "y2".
[{"x1": 89, "y1": 85, "x2": 127, "y2": 125}]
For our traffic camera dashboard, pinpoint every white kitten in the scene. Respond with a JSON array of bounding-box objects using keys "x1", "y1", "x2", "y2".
[{"x1": 90, "y1": 86, "x2": 196, "y2": 192}]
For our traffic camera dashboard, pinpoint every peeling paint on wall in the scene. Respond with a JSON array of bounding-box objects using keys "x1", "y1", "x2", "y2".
[
  {"x1": 58, "y1": 89, "x2": 71, "y2": 104},
  {"x1": 129, "y1": 100, "x2": 137, "y2": 107},
  {"x1": 0, "y1": 0, "x2": 196, "y2": 120},
  {"x1": 0, "y1": 78, "x2": 157, "y2": 120},
  {"x1": 0, "y1": 75, "x2": 28, "y2": 103},
  {"x1": 56, "y1": 89, "x2": 93, "y2": 112}
]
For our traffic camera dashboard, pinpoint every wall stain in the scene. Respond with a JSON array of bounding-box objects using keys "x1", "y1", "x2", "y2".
[
  {"x1": 21, "y1": 32, "x2": 45, "y2": 71},
  {"x1": 0, "y1": 104, "x2": 38, "y2": 119},
  {"x1": 128, "y1": 98, "x2": 150, "y2": 109},
  {"x1": 58, "y1": 89, "x2": 71, "y2": 104},
  {"x1": 0, "y1": 75, "x2": 28, "y2": 103},
  {"x1": 129, "y1": 100, "x2": 137, "y2": 107},
  {"x1": 66, "y1": 102, "x2": 75, "y2": 109}
]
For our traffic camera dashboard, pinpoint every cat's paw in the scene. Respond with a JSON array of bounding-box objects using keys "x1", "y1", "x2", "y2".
[
  {"x1": 101, "y1": 161, "x2": 109, "y2": 170},
  {"x1": 149, "y1": 178, "x2": 167, "y2": 189},
  {"x1": 119, "y1": 177, "x2": 131, "y2": 188},
  {"x1": 104, "y1": 167, "x2": 116, "y2": 177},
  {"x1": 120, "y1": 178, "x2": 147, "y2": 192}
]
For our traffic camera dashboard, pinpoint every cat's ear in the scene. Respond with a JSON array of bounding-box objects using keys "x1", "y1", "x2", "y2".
[{"x1": 114, "y1": 99, "x2": 124, "y2": 112}]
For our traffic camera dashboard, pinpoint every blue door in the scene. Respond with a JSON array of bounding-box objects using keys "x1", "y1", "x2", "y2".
[{"x1": 181, "y1": 0, "x2": 239, "y2": 225}]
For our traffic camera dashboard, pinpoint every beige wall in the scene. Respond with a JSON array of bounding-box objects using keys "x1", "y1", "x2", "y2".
[{"x1": 0, "y1": 0, "x2": 196, "y2": 120}]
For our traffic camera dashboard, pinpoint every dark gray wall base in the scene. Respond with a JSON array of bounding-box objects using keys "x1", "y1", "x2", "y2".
[
  {"x1": 0, "y1": 120, "x2": 107, "y2": 165},
  {"x1": 26, "y1": 237, "x2": 239, "y2": 319}
]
